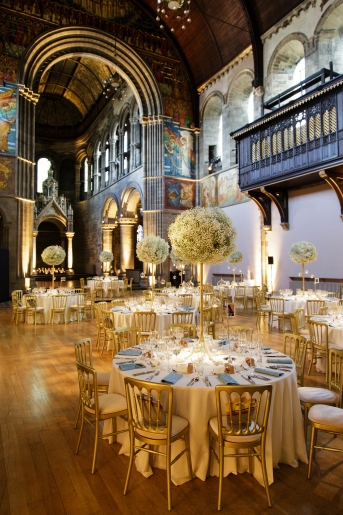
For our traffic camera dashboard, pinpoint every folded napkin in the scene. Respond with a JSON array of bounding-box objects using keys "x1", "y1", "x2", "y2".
[
  {"x1": 112, "y1": 309, "x2": 132, "y2": 314},
  {"x1": 111, "y1": 307, "x2": 126, "y2": 312},
  {"x1": 161, "y1": 372, "x2": 182, "y2": 384},
  {"x1": 254, "y1": 367, "x2": 284, "y2": 377},
  {"x1": 118, "y1": 348, "x2": 142, "y2": 356},
  {"x1": 261, "y1": 346, "x2": 271, "y2": 350},
  {"x1": 119, "y1": 363, "x2": 146, "y2": 371},
  {"x1": 181, "y1": 306, "x2": 194, "y2": 311},
  {"x1": 267, "y1": 358, "x2": 293, "y2": 364},
  {"x1": 216, "y1": 373, "x2": 239, "y2": 385}
]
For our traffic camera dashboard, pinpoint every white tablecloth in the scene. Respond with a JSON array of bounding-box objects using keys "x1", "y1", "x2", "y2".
[
  {"x1": 310, "y1": 315, "x2": 343, "y2": 372},
  {"x1": 105, "y1": 348, "x2": 307, "y2": 486},
  {"x1": 87, "y1": 279, "x2": 124, "y2": 296},
  {"x1": 23, "y1": 293, "x2": 79, "y2": 324},
  {"x1": 283, "y1": 296, "x2": 339, "y2": 314}
]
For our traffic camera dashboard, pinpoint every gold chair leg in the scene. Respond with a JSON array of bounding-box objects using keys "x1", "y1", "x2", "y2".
[
  {"x1": 218, "y1": 448, "x2": 224, "y2": 510},
  {"x1": 74, "y1": 396, "x2": 81, "y2": 429},
  {"x1": 261, "y1": 448, "x2": 272, "y2": 507},
  {"x1": 307, "y1": 426, "x2": 317, "y2": 479},
  {"x1": 184, "y1": 430, "x2": 193, "y2": 480},
  {"x1": 303, "y1": 405, "x2": 309, "y2": 444},
  {"x1": 75, "y1": 407, "x2": 84, "y2": 454},
  {"x1": 123, "y1": 431, "x2": 135, "y2": 495},
  {"x1": 166, "y1": 444, "x2": 172, "y2": 511},
  {"x1": 92, "y1": 418, "x2": 100, "y2": 474}
]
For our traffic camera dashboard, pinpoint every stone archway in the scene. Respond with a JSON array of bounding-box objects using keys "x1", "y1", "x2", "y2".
[
  {"x1": 102, "y1": 196, "x2": 120, "y2": 275},
  {"x1": 119, "y1": 185, "x2": 143, "y2": 277}
]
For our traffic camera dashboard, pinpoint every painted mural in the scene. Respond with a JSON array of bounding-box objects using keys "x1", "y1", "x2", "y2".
[
  {"x1": 201, "y1": 175, "x2": 217, "y2": 207},
  {"x1": 0, "y1": 155, "x2": 15, "y2": 195},
  {"x1": 165, "y1": 178, "x2": 195, "y2": 210},
  {"x1": 202, "y1": 169, "x2": 249, "y2": 208},
  {"x1": 0, "y1": 84, "x2": 17, "y2": 156},
  {"x1": 164, "y1": 121, "x2": 195, "y2": 178}
]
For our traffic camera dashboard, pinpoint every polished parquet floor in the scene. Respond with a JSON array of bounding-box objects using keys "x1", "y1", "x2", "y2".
[{"x1": 1, "y1": 299, "x2": 343, "y2": 515}]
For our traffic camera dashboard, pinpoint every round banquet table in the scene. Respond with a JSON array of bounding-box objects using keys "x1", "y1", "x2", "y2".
[
  {"x1": 87, "y1": 279, "x2": 124, "y2": 296},
  {"x1": 310, "y1": 315, "x2": 343, "y2": 372},
  {"x1": 23, "y1": 293, "x2": 79, "y2": 324},
  {"x1": 283, "y1": 296, "x2": 339, "y2": 313},
  {"x1": 105, "y1": 346, "x2": 307, "y2": 486}
]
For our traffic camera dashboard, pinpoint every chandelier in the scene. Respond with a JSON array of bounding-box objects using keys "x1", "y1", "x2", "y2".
[
  {"x1": 156, "y1": 0, "x2": 191, "y2": 32},
  {"x1": 103, "y1": 33, "x2": 125, "y2": 99}
]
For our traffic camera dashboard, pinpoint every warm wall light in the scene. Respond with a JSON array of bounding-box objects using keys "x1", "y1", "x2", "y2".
[{"x1": 25, "y1": 278, "x2": 30, "y2": 288}]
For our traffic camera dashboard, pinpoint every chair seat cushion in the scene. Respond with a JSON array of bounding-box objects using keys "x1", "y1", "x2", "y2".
[
  {"x1": 209, "y1": 416, "x2": 261, "y2": 443},
  {"x1": 98, "y1": 393, "x2": 127, "y2": 415},
  {"x1": 136, "y1": 414, "x2": 188, "y2": 440},
  {"x1": 298, "y1": 387, "x2": 339, "y2": 405},
  {"x1": 308, "y1": 404, "x2": 343, "y2": 429}
]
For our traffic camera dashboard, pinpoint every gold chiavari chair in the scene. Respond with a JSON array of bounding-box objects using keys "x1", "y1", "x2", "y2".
[
  {"x1": 208, "y1": 384, "x2": 273, "y2": 509},
  {"x1": 282, "y1": 333, "x2": 308, "y2": 387},
  {"x1": 80, "y1": 278, "x2": 85, "y2": 291},
  {"x1": 110, "y1": 299, "x2": 125, "y2": 307},
  {"x1": 11, "y1": 292, "x2": 26, "y2": 324},
  {"x1": 113, "y1": 327, "x2": 141, "y2": 357},
  {"x1": 25, "y1": 294, "x2": 45, "y2": 325},
  {"x1": 228, "y1": 325, "x2": 254, "y2": 342},
  {"x1": 307, "y1": 319, "x2": 332, "y2": 382},
  {"x1": 171, "y1": 311, "x2": 194, "y2": 324},
  {"x1": 299, "y1": 348, "x2": 343, "y2": 444},
  {"x1": 51, "y1": 294, "x2": 68, "y2": 324},
  {"x1": 245, "y1": 285, "x2": 260, "y2": 309},
  {"x1": 85, "y1": 289, "x2": 97, "y2": 319},
  {"x1": 203, "y1": 306, "x2": 216, "y2": 339},
  {"x1": 177, "y1": 293, "x2": 193, "y2": 307},
  {"x1": 94, "y1": 280, "x2": 104, "y2": 299},
  {"x1": 306, "y1": 299, "x2": 325, "y2": 323},
  {"x1": 255, "y1": 292, "x2": 271, "y2": 328},
  {"x1": 269, "y1": 297, "x2": 292, "y2": 332},
  {"x1": 108, "y1": 280, "x2": 119, "y2": 299},
  {"x1": 94, "y1": 302, "x2": 107, "y2": 349},
  {"x1": 70, "y1": 292, "x2": 88, "y2": 322},
  {"x1": 133, "y1": 311, "x2": 156, "y2": 340},
  {"x1": 101, "y1": 309, "x2": 116, "y2": 354},
  {"x1": 74, "y1": 338, "x2": 110, "y2": 428},
  {"x1": 234, "y1": 286, "x2": 246, "y2": 309},
  {"x1": 75, "y1": 362, "x2": 127, "y2": 473},
  {"x1": 168, "y1": 323, "x2": 197, "y2": 338},
  {"x1": 123, "y1": 376, "x2": 192, "y2": 511}
]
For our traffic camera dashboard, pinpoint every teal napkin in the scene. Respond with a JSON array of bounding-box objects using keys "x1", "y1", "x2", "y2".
[
  {"x1": 111, "y1": 307, "x2": 125, "y2": 312},
  {"x1": 261, "y1": 346, "x2": 271, "y2": 350},
  {"x1": 118, "y1": 348, "x2": 142, "y2": 356},
  {"x1": 161, "y1": 372, "x2": 182, "y2": 384},
  {"x1": 216, "y1": 374, "x2": 239, "y2": 385},
  {"x1": 181, "y1": 306, "x2": 194, "y2": 311},
  {"x1": 119, "y1": 363, "x2": 146, "y2": 371},
  {"x1": 267, "y1": 358, "x2": 293, "y2": 364},
  {"x1": 217, "y1": 339, "x2": 228, "y2": 346},
  {"x1": 254, "y1": 367, "x2": 284, "y2": 377}
]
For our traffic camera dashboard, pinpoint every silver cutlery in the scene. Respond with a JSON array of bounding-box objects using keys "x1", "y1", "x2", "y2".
[
  {"x1": 116, "y1": 359, "x2": 136, "y2": 365},
  {"x1": 250, "y1": 373, "x2": 270, "y2": 381},
  {"x1": 205, "y1": 375, "x2": 212, "y2": 387},
  {"x1": 187, "y1": 377, "x2": 199, "y2": 386},
  {"x1": 146, "y1": 370, "x2": 160, "y2": 381},
  {"x1": 133, "y1": 370, "x2": 154, "y2": 376},
  {"x1": 242, "y1": 375, "x2": 255, "y2": 384}
]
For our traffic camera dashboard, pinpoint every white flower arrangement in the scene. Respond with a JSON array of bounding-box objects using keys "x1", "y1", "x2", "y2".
[
  {"x1": 136, "y1": 235, "x2": 169, "y2": 265},
  {"x1": 168, "y1": 207, "x2": 237, "y2": 265},
  {"x1": 289, "y1": 241, "x2": 318, "y2": 264},
  {"x1": 228, "y1": 250, "x2": 243, "y2": 264},
  {"x1": 41, "y1": 245, "x2": 66, "y2": 266},
  {"x1": 99, "y1": 250, "x2": 114, "y2": 263},
  {"x1": 170, "y1": 250, "x2": 191, "y2": 269}
]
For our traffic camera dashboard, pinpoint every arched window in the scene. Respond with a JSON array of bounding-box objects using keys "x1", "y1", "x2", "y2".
[
  {"x1": 105, "y1": 137, "x2": 110, "y2": 185},
  {"x1": 37, "y1": 157, "x2": 52, "y2": 193},
  {"x1": 202, "y1": 95, "x2": 223, "y2": 175},
  {"x1": 266, "y1": 39, "x2": 305, "y2": 100},
  {"x1": 123, "y1": 115, "x2": 131, "y2": 174},
  {"x1": 228, "y1": 72, "x2": 254, "y2": 166}
]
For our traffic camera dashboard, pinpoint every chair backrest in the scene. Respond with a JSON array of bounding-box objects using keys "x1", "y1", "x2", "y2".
[
  {"x1": 202, "y1": 306, "x2": 215, "y2": 323},
  {"x1": 318, "y1": 306, "x2": 329, "y2": 315},
  {"x1": 282, "y1": 333, "x2": 308, "y2": 386},
  {"x1": 76, "y1": 292, "x2": 87, "y2": 305},
  {"x1": 204, "y1": 283, "x2": 214, "y2": 293},
  {"x1": 228, "y1": 325, "x2": 254, "y2": 342},
  {"x1": 306, "y1": 299, "x2": 325, "y2": 316},
  {"x1": 94, "y1": 302, "x2": 107, "y2": 326},
  {"x1": 114, "y1": 327, "x2": 141, "y2": 353},
  {"x1": 214, "y1": 384, "x2": 272, "y2": 445},
  {"x1": 52, "y1": 294, "x2": 67, "y2": 308},
  {"x1": 178, "y1": 294, "x2": 193, "y2": 307},
  {"x1": 133, "y1": 311, "x2": 156, "y2": 333},
  {"x1": 143, "y1": 290, "x2": 152, "y2": 301},
  {"x1": 76, "y1": 361, "x2": 98, "y2": 415},
  {"x1": 308, "y1": 319, "x2": 328, "y2": 350},
  {"x1": 110, "y1": 299, "x2": 125, "y2": 307},
  {"x1": 102, "y1": 309, "x2": 115, "y2": 330},
  {"x1": 168, "y1": 323, "x2": 197, "y2": 338},
  {"x1": 12, "y1": 289, "x2": 23, "y2": 301},
  {"x1": 292, "y1": 308, "x2": 306, "y2": 333},
  {"x1": 80, "y1": 278, "x2": 85, "y2": 289},
  {"x1": 235, "y1": 286, "x2": 246, "y2": 297},
  {"x1": 171, "y1": 311, "x2": 194, "y2": 324},
  {"x1": 94, "y1": 280, "x2": 103, "y2": 289},
  {"x1": 328, "y1": 348, "x2": 343, "y2": 407},
  {"x1": 25, "y1": 294, "x2": 38, "y2": 308},
  {"x1": 124, "y1": 376, "x2": 172, "y2": 437},
  {"x1": 74, "y1": 338, "x2": 93, "y2": 367},
  {"x1": 270, "y1": 297, "x2": 285, "y2": 313}
]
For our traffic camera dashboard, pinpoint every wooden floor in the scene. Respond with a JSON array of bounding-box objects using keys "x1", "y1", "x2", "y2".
[{"x1": 1, "y1": 300, "x2": 343, "y2": 515}]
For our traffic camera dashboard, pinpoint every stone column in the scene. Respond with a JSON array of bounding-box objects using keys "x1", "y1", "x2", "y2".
[
  {"x1": 87, "y1": 159, "x2": 93, "y2": 194},
  {"x1": 119, "y1": 218, "x2": 136, "y2": 274},
  {"x1": 32, "y1": 231, "x2": 38, "y2": 273},
  {"x1": 66, "y1": 232, "x2": 75, "y2": 273},
  {"x1": 102, "y1": 226, "x2": 114, "y2": 273}
]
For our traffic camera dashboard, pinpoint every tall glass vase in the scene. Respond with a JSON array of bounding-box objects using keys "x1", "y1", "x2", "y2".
[
  {"x1": 51, "y1": 264, "x2": 55, "y2": 289},
  {"x1": 302, "y1": 263, "x2": 305, "y2": 293},
  {"x1": 151, "y1": 263, "x2": 155, "y2": 301},
  {"x1": 194, "y1": 263, "x2": 216, "y2": 363}
]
